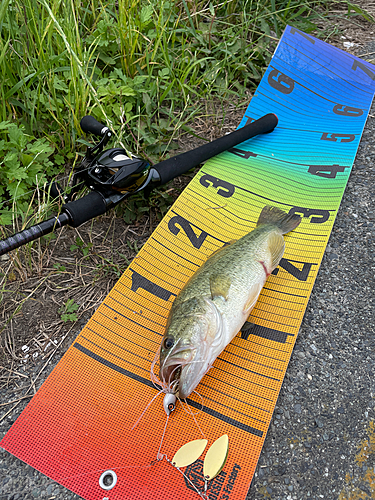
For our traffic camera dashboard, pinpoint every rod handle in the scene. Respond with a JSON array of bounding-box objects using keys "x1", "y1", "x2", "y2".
[
  {"x1": 0, "y1": 214, "x2": 70, "y2": 256},
  {"x1": 153, "y1": 113, "x2": 278, "y2": 185}
]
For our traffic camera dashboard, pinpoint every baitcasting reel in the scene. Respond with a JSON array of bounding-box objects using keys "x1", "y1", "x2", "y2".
[{"x1": 53, "y1": 116, "x2": 156, "y2": 208}]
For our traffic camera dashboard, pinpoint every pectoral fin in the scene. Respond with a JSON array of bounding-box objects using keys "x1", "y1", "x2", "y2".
[
  {"x1": 210, "y1": 274, "x2": 231, "y2": 301},
  {"x1": 268, "y1": 231, "x2": 285, "y2": 270},
  {"x1": 243, "y1": 282, "x2": 263, "y2": 314}
]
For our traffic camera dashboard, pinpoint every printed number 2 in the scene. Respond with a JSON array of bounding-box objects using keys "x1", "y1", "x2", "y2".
[
  {"x1": 272, "y1": 258, "x2": 313, "y2": 281},
  {"x1": 168, "y1": 214, "x2": 208, "y2": 249}
]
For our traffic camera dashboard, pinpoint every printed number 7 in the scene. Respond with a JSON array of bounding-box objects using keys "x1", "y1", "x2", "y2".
[{"x1": 352, "y1": 60, "x2": 375, "y2": 81}]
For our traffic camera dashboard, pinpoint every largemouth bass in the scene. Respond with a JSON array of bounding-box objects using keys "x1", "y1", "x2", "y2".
[{"x1": 158, "y1": 205, "x2": 301, "y2": 399}]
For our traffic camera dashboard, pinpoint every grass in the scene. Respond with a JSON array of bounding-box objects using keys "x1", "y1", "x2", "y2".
[
  {"x1": 0, "y1": 211, "x2": 149, "y2": 366},
  {"x1": 0, "y1": 0, "x2": 358, "y2": 226}
]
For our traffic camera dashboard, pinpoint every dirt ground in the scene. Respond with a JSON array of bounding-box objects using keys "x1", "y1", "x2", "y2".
[
  {"x1": 1, "y1": 2, "x2": 375, "y2": 499},
  {"x1": 0, "y1": 99, "x2": 246, "y2": 373}
]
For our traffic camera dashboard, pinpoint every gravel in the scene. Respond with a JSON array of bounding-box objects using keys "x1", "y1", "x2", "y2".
[{"x1": 1, "y1": 67, "x2": 375, "y2": 500}]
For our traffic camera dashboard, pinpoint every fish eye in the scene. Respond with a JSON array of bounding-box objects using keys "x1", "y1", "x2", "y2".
[{"x1": 164, "y1": 336, "x2": 175, "y2": 349}]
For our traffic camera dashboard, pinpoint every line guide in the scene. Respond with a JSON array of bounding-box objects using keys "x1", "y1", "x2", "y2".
[{"x1": 1, "y1": 26, "x2": 375, "y2": 500}]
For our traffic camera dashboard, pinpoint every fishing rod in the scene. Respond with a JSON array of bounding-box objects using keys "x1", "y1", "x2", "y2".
[{"x1": 0, "y1": 113, "x2": 278, "y2": 256}]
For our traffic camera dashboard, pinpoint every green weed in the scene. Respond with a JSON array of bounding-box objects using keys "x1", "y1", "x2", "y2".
[
  {"x1": 70, "y1": 237, "x2": 93, "y2": 257},
  {"x1": 95, "y1": 256, "x2": 125, "y2": 278},
  {"x1": 0, "y1": 0, "x2": 373, "y2": 223},
  {"x1": 126, "y1": 239, "x2": 141, "y2": 254},
  {"x1": 0, "y1": 121, "x2": 62, "y2": 224},
  {"x1": 53, "y1": 263, "x2": 67, "y2": 272},
  {"x1": 59, "y1": 298, "x2": 79, "y2": 322}
]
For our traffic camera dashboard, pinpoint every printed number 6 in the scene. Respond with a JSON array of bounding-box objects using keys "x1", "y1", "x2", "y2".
[{"x1": 268, "y1": 69, "x2": 295, "y2": 94}]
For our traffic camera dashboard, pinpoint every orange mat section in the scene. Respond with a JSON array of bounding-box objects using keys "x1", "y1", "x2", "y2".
[{"x1": 2, "y1": 26, "x2": 375, "y2": 500}]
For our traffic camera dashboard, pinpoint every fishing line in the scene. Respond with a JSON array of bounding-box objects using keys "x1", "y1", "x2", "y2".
[
  {"x1": 192, "y1": 390, "x2": 205, "y2": 414},
  {"x1": 178, "y1": 398, "x2": 206, "y2": 439},
  {"x1": 156, "y1": 414, "x2": 170, "y2": 460},
  {"x1": 151, "y1": 454, "x2": 209, "y2": 499},
  {"x1": 55, "y1": 462, "x2": 154, "y2": 483},
  {"x1": 9, "y1": 458, "x2": 209, "y2": 500},
  {"x1": 28, "y1": 451, "x2": 210, "y2": 500},
  {"x1": 172, "y1": 462, "x2": 208, "y2": 499},
  {"x1": 56, "y1": 416, "x2": 171, "y2": 484},
  {"x1": 180, "y1": 389, "x2": 205, "y2": 417},
  {"x1": 150, "y1": 346, "x2": 162, "y2": 391},
  {"x1": 0, "y1": 161, "x2": 88, "y2": 212},
  {"x1": 131, "y1": 388, "x2": 164, "y2": 430}
]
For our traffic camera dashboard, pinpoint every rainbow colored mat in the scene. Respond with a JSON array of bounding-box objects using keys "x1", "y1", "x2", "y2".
[{"x1": 2, "y1": 25, "x2": 375, "y2": 500}]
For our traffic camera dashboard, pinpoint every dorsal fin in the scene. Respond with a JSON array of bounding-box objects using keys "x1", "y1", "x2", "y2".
[{"x1": 257, "y1": 205, "x2": 301, "y2": 234}]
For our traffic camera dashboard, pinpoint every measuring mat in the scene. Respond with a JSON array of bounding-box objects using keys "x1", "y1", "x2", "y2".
[{"x1": 2, "y1": 26, "x2": 375, "y2": 500}]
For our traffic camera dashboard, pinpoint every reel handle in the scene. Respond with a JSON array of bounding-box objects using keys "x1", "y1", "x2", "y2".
[
  {"x1": 152, "y1": 113, "x2": 278, "y2": 185},
  {"x1": 80, "y1": 115, "x2": 110, "y2": 137}
]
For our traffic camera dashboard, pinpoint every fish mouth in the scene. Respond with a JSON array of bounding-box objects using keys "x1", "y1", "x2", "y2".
[
  {"x1": 177, "y1": 361, "x2": 206, "y2": 399},
  {"x1": 161, "y1": 360, "x2": 201, "y2": 399},
  {"x1": 164, "y1": 348, "x2": 209, "y2": 399},
  {"x1": 160, "y1": 362, "x2": 182, "y2": 390},
  {"x1": 159, "y1": 347, "x2": 195, "y2": 392},
  {"x1": 159, "y1": 335, "x2": 216, "y2": 398}
]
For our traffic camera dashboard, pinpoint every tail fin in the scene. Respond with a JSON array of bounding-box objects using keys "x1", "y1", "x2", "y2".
[{"x1": 257, "y1": 205, "x2": 301, "y2": 234}]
